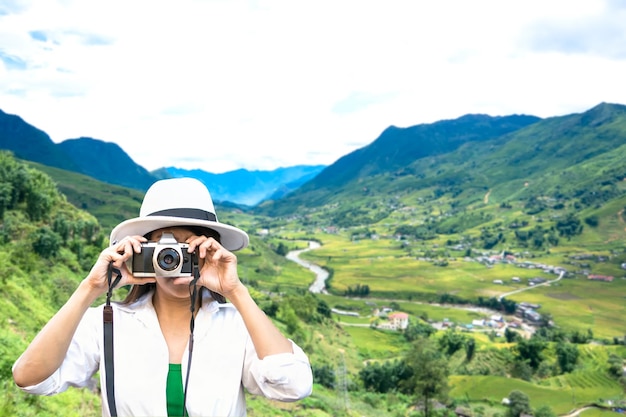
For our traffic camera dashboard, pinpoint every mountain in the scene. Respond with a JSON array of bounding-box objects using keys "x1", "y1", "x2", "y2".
[
  {"x1": 256, "y1": 112, "x2": 542, "y2": 214},
  {"x1": 313, "y1": 113, "x2": 542, "y2": 187},
  {"x1": 58, "y1": 137, "x2": 158, "y2": 190},
  {"x1": 0, "y1": 109, "x2": 80, "y2": 171},
  {"x1": 257, "y1": 102, "x2": 626, "y2": 224},
  {"x1": 0, "y1": 108, "x2": 326, "y2": 204},
  {"x1": 0, "y1": 109, "x2": 159, "y2": 191},
  {"x1": 161, "y1": 165, "x2": 326, "y2": 206}
]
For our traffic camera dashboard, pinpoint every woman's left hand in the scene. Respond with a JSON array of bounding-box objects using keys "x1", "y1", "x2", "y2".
[{"x1": 186, "y1": 236, "x2": 242, "y2": 297}]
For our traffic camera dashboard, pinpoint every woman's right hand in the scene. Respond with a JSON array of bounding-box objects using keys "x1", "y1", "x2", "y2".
[{"x1": 85, "y1": 235, "x2": 157, "y2": 295}]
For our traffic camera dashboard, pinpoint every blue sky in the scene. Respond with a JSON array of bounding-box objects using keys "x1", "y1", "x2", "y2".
[{"x1": 1, "y1": 0, "x2": 626, "y2": 173}]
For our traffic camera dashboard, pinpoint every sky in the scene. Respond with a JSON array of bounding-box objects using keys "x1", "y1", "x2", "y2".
[{"x1": 1, "y1": 0, "x2": 626, "y2": 174}]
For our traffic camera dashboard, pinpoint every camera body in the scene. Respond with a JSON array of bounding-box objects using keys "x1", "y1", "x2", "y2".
[{"x1": 127, "y1": 233, "x2": 194, "y2": 277}]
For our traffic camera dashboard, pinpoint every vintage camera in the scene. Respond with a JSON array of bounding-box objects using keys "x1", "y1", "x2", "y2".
[{"x1": 128, "y1": 233, "x2": 194, "y2": 277}]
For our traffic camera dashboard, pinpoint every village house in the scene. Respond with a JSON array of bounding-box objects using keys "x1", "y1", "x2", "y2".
[
  {"x1": 387, "y1": 312, "x2": 409, "y2": 330},
  {"x1": 587, "y1": 274, "x2": 614, "y2": 282}
]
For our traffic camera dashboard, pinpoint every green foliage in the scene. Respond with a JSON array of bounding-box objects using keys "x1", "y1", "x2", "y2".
[
  {"x1": 359, "y1": 360, "x2": 412, "y2": 394},
  {"x1": 404, "y1": 319, "x2": 436, "y2": 342},
  {"x1": 30, "y1": 226, "x2": 62, "y2": 258},
  {"x1": 402, "y1": 338, "x2": 450, "y2": 417},
  {"x1": 506, "y1": 390, "x2": 531, "y2": 417},
  {"x1": 0, "y1": 152, "x2": 58, "y2": 222},
  {"x1": 312, "y1": 362, "x2": 336, "y2": 389},
  {"x1": 345, "y1": 283, "x2": 370, "y2": 297},
  {"x1": 0, "y1": 380, "x2": 100, "y2": 417},
  {"x1": 533, "y1": 405, "x2": 556, "y2": 417},
  {"x1": 26, "y1": 160, "x2": 144, "y2": 232},
  {"x1": 395, "y1": 224, "x2": 437, "y2": 240},
  {"x1": 277, "y1": 304, "x2": 300, "y2": 335},
  {"x1": 584, "y1": 215, "x2": 600, "y2": 227},
  {"x1": 0, "y1": 329, "x2": 25, "y2": 381},
  {"x1": 274, "y1": 241, "x2": 289, "y2": 256},
  {"x1": 465, "y1": 338, "x2": 476, "y2": 362},
  {"x1": 513, "y1": 339, "x2": 547, "y2": 370},
  {"x1": 439, "y1": 330, "x2": 469, "y2": 356},
  {"x1": 555, "y1": 214, "x2": 584, "y2": 238},
  {"x1": 505, "y1": 328, "x2": 521, "y2": 343},
  {"x1": 0, "y1": 154, "x2": 108, "y2": 415},
  {"x1": 607, "y1": 354, "x2": 624, "y2": 379},
  {"x1": 555, "y1": 342, "x2": 579, "y2": 373}
]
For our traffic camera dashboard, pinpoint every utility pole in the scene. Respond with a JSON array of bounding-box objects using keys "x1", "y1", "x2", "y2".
[{"x1": 336, "y1": 349, "x2": 350, "y2": 412}]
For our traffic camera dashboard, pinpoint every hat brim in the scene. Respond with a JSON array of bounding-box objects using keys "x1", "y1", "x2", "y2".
[{"x1": 110, "y1": 216, "x2": 249, "y2": 251}]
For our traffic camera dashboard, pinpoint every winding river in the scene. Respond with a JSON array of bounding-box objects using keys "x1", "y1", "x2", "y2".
[{"x1": 285, "y1": 241, "x2": 329, "y2": 294}]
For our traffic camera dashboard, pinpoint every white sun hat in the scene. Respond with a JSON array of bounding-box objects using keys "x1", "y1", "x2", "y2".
[{"x1": 109, "y1": 177, "x2": 249, "y2": 251}]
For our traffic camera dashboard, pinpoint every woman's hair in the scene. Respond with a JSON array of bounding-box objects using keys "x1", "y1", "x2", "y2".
[{"x1": 121, "y1": 226, "x2": 226, "y2": 304}]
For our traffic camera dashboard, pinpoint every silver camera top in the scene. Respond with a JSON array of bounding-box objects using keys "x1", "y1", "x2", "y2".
[
  {"x1": 156, "y1": 233, "x2": 178, "y2": 245},
  {"x1": 128, "y1": 233, "x2": 194, "y2": 278}
]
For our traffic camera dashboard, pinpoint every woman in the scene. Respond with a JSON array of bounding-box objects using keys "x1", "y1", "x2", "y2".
[{"x1": 12, "y1": 177, "x2": 313, "y2": 416}]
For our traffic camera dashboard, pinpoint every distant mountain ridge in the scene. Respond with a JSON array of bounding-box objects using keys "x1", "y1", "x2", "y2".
[
  {"x1": 308, "y1": 113, "x2": 541, "y2": 188},
  {"x1": 258, "y1": 102, "x2": 626, "y2": 223},
  {"x1": 257, "y1": 111, "x2": 544, "y2": 214},
  {"x1": 0, "y1": 108, "x2": 325, "y2": 205},
  {"x1": 59, "y1": 137, "x2": 156, "y2": 190},
  {"x1": 3, "y1": 102, "x2": 626, "y2": 217},
  {"x1": 0, "y1": 109, "x2": 80, "y2": 172},
  {"x1": 159, "y1": 165, "x2": 326, "y2": 206}
]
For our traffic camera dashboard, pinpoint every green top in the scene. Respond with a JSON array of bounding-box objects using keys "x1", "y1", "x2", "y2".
[{"x1": 166, "y1": 363, "x2": 187, "y2": 417}]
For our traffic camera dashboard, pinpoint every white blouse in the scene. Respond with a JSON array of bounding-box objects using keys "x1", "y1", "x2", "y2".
[{"x1": 14, "y1": 291, "x2": 313, "y2": 416}]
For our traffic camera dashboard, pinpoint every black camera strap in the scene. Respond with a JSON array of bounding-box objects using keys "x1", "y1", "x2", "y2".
[
  {"x1": 102, "y1": 256, "x2": 199, "y2": 417},
  {"x1": 182, "y1": 252, "x2": 201, "y2": 417},
  {"x1": 104, "y1": 262, "x2": 122, "y2": 417}
]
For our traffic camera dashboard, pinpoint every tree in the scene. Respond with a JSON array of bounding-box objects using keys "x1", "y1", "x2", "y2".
[
  {"x1": 277, "y1": 304, "x2": 300, "y2": 335},
  {"x1": 30, "y1": 226, "x2": 62, "y2": 258},
  {"x1": 608, "y1": 354, "x2": 624, "y2": 378},
  {"x1": 555, "y1": 214, "x2": 583, "y2": 238},
  {"x1": 465, "y1": 338, "x2": 476, "y2": 362},
  {"x1": 401, "y1": 338, "x2": 450, "y2": 417},
  {"x1": 505, "y1": 327, "x2": 521, "y2": 343},
  {"x1": 0, "y1": 181, "x2": 12, "y2": 220},
  {"x1": 274, "y1": 242, "x2": 288, "y2": 256},
  {"x1": 534, "y1": 405, "x2": 556, "y2": 417},
  {"x1": 514, "y1": 338, "x2": 546, "y2": 370},
  {"x1": 312, "y1": 363, "x2": 336, "y2": 389},
  {"x1": 439, "y1": 329, "x2": 468, "y2": 356},
  {"x1": 404, "y1": 320, "x2": 435, "y2": 341},
  {"x1": 506, "y1": 390, "x2": 531, "y2": 417},
  {"x1": 316, "y1": 298, "x2": 332, "y2": 319},
  {"x1": 359, "y1": 360, "x2": 412, "y2": 393},
  {"x1": 556, "y1": 342, "x2": 579, "y2": 373},
  {"x1": 584, "y1": 215, "x2": 599, "y2": 227}
]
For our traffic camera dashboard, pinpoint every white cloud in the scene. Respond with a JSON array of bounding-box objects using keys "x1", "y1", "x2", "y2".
[{"x1": 1, "y1": 0, "x2": 626, "y2": 173}]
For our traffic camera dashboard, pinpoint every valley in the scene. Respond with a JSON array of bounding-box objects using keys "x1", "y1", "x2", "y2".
[
  {"x1": 3, "y1": 102, "x2": 626, "y2": 416},
  {"x1": 288, "y1": 242, "x2": 581, "y2": 340}
]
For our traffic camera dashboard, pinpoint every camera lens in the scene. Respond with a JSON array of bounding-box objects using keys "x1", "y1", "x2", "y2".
[{"x1": 156, "y1": 248, "x2": 181, "y2": 271}]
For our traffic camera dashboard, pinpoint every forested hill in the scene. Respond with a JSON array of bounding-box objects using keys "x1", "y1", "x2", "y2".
[
  {"x1": 257, "y1": 102, "x2": 626, "y2": 220},
  {"x1": 313, "y1": 113, "x2": 541, "y2": 187},
  {"x1": 0, "y1": 151, "x2": 106, "y2": 412}
]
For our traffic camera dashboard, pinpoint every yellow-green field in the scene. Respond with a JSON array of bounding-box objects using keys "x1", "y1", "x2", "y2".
[
  {"x1": 449, "y1": 374, "x2": 624, "y2": 415},
  {"x1": 300, "y1": 233, "x2": 626, "y2": 339}
]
